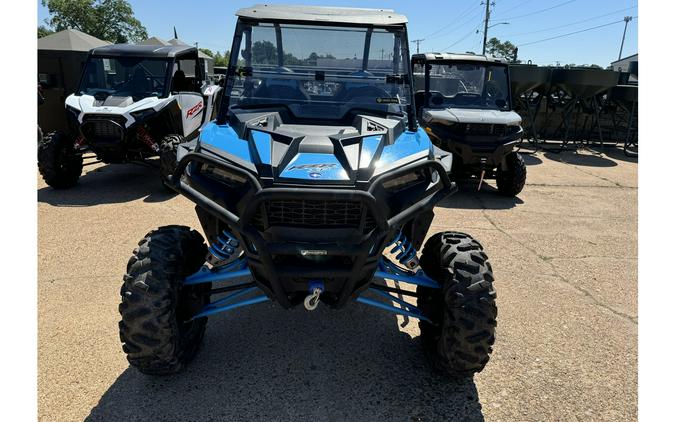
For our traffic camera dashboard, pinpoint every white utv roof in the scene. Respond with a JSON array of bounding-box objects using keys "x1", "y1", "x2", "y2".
[
  {"x1": 236, "y1": 4, "x2": 407, "y2": 25},
  {"x1": 413, "y1": 53, "x2": 508, "y2": 64}
]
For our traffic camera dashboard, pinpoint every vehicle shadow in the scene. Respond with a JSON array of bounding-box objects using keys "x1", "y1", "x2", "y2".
[
  {"x1": 520, "y1": 153, "x2": 543, "y2": 166},
  {"x1": 439, "y1": 180, "x2": 524, "y2": 210},
  {"x1": 598, "y1": 145, "x2": 638, "y2": 164},
  {"x1": 542, "y1": 150, "x2": 618, "y2": 168},
  {"x1": 37, "y1": 162, "x2": 176, "y2": 207},
  {"x1": 85, "y1": 302, "x2": 484, "y2": 422}
]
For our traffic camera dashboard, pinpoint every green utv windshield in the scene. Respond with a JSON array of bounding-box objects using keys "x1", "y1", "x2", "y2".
[
  {"x1": 78, "y1": 57, "x2": 170, "y2": 101},
  {"x1": 413, "y1": 62, "x2": 511, "y2": 111},
  {"x1": 224, "y1": 22, "x2": 411, "y2": 120}
]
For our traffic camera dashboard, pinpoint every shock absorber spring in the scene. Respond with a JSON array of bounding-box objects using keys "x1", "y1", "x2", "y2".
[
  {"x1": 388, "y1": 231, "x2": 419, "y2": 270},
  {"x1": 136, "y1": 126, "x2": 159, "y2": 153},
  {"x1": 206, "y1": 229, "x2": 241, "y2": 266}
]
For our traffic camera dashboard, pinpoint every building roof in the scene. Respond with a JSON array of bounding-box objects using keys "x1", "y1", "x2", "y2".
[
  {"x1": 610, "y1": 53, "x2": 638, "y2": 65},
  {"x1": 89, "y1": 44, "x2": 197, "y2": 58},
  {"x1": 140, "y1": 37, "x2": 213, "y2": 59},
  {"x1": 412, "y1": 52, "x2": 509, "y2": 64},
  {"x1": 38, "y1": 28, "x2": 110, "y2": 52},
  {"x1": 138, "y1": 36, "x2": 170, "y2": 46},
  {"x1": 236, "y1": 4, "x2": 407, "y2": 25}
]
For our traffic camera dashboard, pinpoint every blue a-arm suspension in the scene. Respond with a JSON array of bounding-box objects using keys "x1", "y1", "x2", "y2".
[{"x1": 356, "y1": 232, "x2": 442, "y2": 322}]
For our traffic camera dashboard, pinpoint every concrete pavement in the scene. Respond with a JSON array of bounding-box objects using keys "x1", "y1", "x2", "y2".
[{"x1": 38, "y1": 147, "x2": 637, "y2": 421}]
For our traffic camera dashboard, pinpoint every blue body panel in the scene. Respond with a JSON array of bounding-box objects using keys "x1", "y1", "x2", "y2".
[
  {"x1": 199, "y1": 123, "x2": 253, "y2": 162},
  {"x1": 197, "y1": 121, "x2": 433, "y2": 182},
  {"x1": 280, "y1": 152, "x2": 349, "y2": 180}
]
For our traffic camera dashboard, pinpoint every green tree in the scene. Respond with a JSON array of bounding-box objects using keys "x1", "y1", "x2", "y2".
[
  {"x1": 251, "y1": 40, "x2": 277, "y2": 65},
  {"x1": 38, "y1": 25, "x2": 54, "y2": 38},
  {"x1": 212, "y1": 51, "x2": 230, "y2": 67},
  {"x1": 199, "y1": 48, "x2": 215, "y2": 58},
  {"x1": 485, "y1": 37, "x2": 520, "y2": 63},
  {"x1": 41, "y1": 0, "x2": 147, "y2": 43}
]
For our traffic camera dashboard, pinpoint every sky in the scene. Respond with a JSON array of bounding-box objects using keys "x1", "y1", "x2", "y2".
[{"x1": 37, "y1": 0, "x2": 638, "y2": 67}]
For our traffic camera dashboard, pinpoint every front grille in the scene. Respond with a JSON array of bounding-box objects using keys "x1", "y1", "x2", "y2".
[
  {"x1": 81, "y1": 115, "x2": 127, "y2": 142},
  {"x1": 253, "y1": 199, "x2": 376, "y2": 232},
  {"x1": 459, "y1": 123, "x2": 506, "y2": 136}
]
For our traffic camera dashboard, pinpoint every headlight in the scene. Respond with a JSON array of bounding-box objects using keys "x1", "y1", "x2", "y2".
[
  {"x1": 130, "y1": 108, "x2": 156, "y2": 122},
  {"x1": 382, "y1": 170, "x2": 428, "y2": 192},
  {"x1": 65, "y1": 105, "x2": 80, "y2": 118},
  {"x1": 199, "y1": 163, "x2": 247, "y2": 188}
]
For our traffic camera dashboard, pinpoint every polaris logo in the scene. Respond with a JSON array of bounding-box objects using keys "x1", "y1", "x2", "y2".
[
  {"x1": 300, "y1": 250, "x2": 328, "y2": 256},
  {"x1": 288, "y1": 163, "x2": 337, "y2": 171}
]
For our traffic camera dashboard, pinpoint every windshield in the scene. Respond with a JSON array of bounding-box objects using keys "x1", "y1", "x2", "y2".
[
  {"x1": 78, "y1": 57, "x2": 170, "y2": 101},
  {"x1": 413, "y1": 62, "x2": 510, "y2": 110},
  {"x1": 223, "y1": 22, "x2": 412, "y2": 120}
]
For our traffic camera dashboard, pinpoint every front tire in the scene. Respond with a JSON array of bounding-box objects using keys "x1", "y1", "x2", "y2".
[
  {"x1": 496, "y1": 152, "x2": 526, "y2": 196},
  {"x1": 37, "y1": 131, "x2": 83, "y2": 189},
  {"x1": 417, "y1": 232, "x2": 497, "y2": 378},
  {"x1": 119, "y1": 225, "x2": 210, "y2": 375},
  {"x1": 159, "y1": 134, "x2": 185, "y2": 190}
]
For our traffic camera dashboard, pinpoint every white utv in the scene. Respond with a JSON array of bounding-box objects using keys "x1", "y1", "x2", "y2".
[
  {"x1": 38, "y1": 44, "x2": 223, "y2": 189},
  {"x1": 412, "y1": 53, "x2": 526, "y2": 196}
]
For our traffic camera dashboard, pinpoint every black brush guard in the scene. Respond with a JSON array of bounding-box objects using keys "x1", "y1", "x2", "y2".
[{"x1": 168, "y1": 151, "x2": 456, "y2": 308}]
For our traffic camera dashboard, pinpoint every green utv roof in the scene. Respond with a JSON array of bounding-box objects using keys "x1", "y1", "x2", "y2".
[
  {"x1": 89, "y1": 44, "x2": 197, "y2": 58},
  {"x1": 413, "y1": 53, "x2": 509, "y2": 64},
  {"x1": 236, "y1": 4, "x2": 407, "y2": 25}
]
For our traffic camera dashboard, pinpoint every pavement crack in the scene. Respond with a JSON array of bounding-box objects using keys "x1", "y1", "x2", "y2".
[
  {"x1": 567, "y1": 163, "x2": 624, "y2": 188},
  {"x1": 42, "y1": 274, "x2": 118, "y2": 284},
  {"x1": 526, "y1": 182, "x2": 636, "y2": 189},
  {"x1": 474, "y1": 194, "x2": 637, "y2": 325}
]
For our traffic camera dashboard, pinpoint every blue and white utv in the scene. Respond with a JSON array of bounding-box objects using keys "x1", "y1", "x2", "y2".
[{"x1": 119, "y1": 4, "x2": 497, "y2": 378}]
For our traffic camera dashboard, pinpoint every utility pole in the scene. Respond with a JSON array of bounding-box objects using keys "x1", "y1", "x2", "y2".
[
  {"x1": 482, "y1": 1, "x2": 494, "y2": 55},
  {"x1": 618, "y1": 16, "x2": 633, "y2": 61},
  {"x1": 411, "y1": 39, "x2": 424, "y2": 54}
]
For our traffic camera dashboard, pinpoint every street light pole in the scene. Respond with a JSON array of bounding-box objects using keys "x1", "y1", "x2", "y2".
[{"x1": 618, "y1": 16, "x2": 633, "y2": 61}]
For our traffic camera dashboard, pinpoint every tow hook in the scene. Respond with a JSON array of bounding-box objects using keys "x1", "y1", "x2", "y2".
[
  {"x1": 303, "y1": 281, "x2": 324, "y2": 311},
  {"x1": 478, "y1": 158, "x2": 487, "y2": 191}
]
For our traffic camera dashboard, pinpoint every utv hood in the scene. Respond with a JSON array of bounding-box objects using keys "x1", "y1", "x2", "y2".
[
  {"x1": 422, "y1": 108, "x2": 522, "y2": 126},
  {"x1": 194, "y1": 113, "x2": 433, "y2": 185},
  {"x1": 65, "y1": 94, "x2": 173, "y2": 127}
]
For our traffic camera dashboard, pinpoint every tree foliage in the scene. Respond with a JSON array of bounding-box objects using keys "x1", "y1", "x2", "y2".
[
  {"x1": 40, "y1": 0, "x2": 147, "y2": 43},
  {"x1": 485, "y1": 37, "x2": 520, "y2": 63},
  {"x1": 38, "y1": 25, "x2": 54, "y2": 38},
  {"x1": 249, "y1": 41, "x2": 336, "y2": 66}
]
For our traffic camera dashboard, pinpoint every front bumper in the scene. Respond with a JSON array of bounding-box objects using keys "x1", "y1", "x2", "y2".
[{"x1": 169, "y1": 151, "x2": 456, "y2": 309}]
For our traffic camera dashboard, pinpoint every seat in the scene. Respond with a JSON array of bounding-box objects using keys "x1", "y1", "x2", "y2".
[
  {"x1": 130, "y1": 67, "x2": 151, "y2": 94},
  {"x1": 172, "y1": 70, "x2": 188, "y2": 92}
]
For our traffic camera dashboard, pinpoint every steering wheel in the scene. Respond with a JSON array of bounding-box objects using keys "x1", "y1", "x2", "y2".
[{"x1": 426, "y1": 90, "x2": 446, "y2": 106}]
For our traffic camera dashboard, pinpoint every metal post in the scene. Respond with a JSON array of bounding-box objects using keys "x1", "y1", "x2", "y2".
[
  {"x1": 411, "y1": 39, "x2": 424, "y2": 54},
  {"x1": 618, "y1": 16, "x2": 633, "y2": 61}
]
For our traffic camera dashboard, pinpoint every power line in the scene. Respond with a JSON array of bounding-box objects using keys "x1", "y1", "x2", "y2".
[
  {"x1": 411, "y1": 39, "x2": 425, "y2": 54},
  {"x1": 425, "y1": 5, "x2": 484, "y2": 41},
  {"x1": 440, "y1": 23, "x2": 483, "y2": 52},
  {"x1": 423, "y1": 1, "x2": 480, "y2": 39},
  {"x1": 498, "y1": 0, "x2": 577, "y2": 20},
  {"x1": 497, "y1": 5, "x2": 637, "y2": 38},
  {"x1": 518, "y1": 18, "x2": 633, "y2": 47},
  {"x1": 495, "y1": 0, "x2": 534, "y2": 16}
]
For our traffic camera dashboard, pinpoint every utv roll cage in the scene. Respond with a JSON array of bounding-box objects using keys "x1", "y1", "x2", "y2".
[
  {"x1": 81, "y1": 44, "x2": 205, "y2": 99},
  {"x1": 411, "y1": 52, "x2": 513, "y2": 111},
  {"x1": 216, "y1": 5, "x2": 419, "y2": 132}
]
